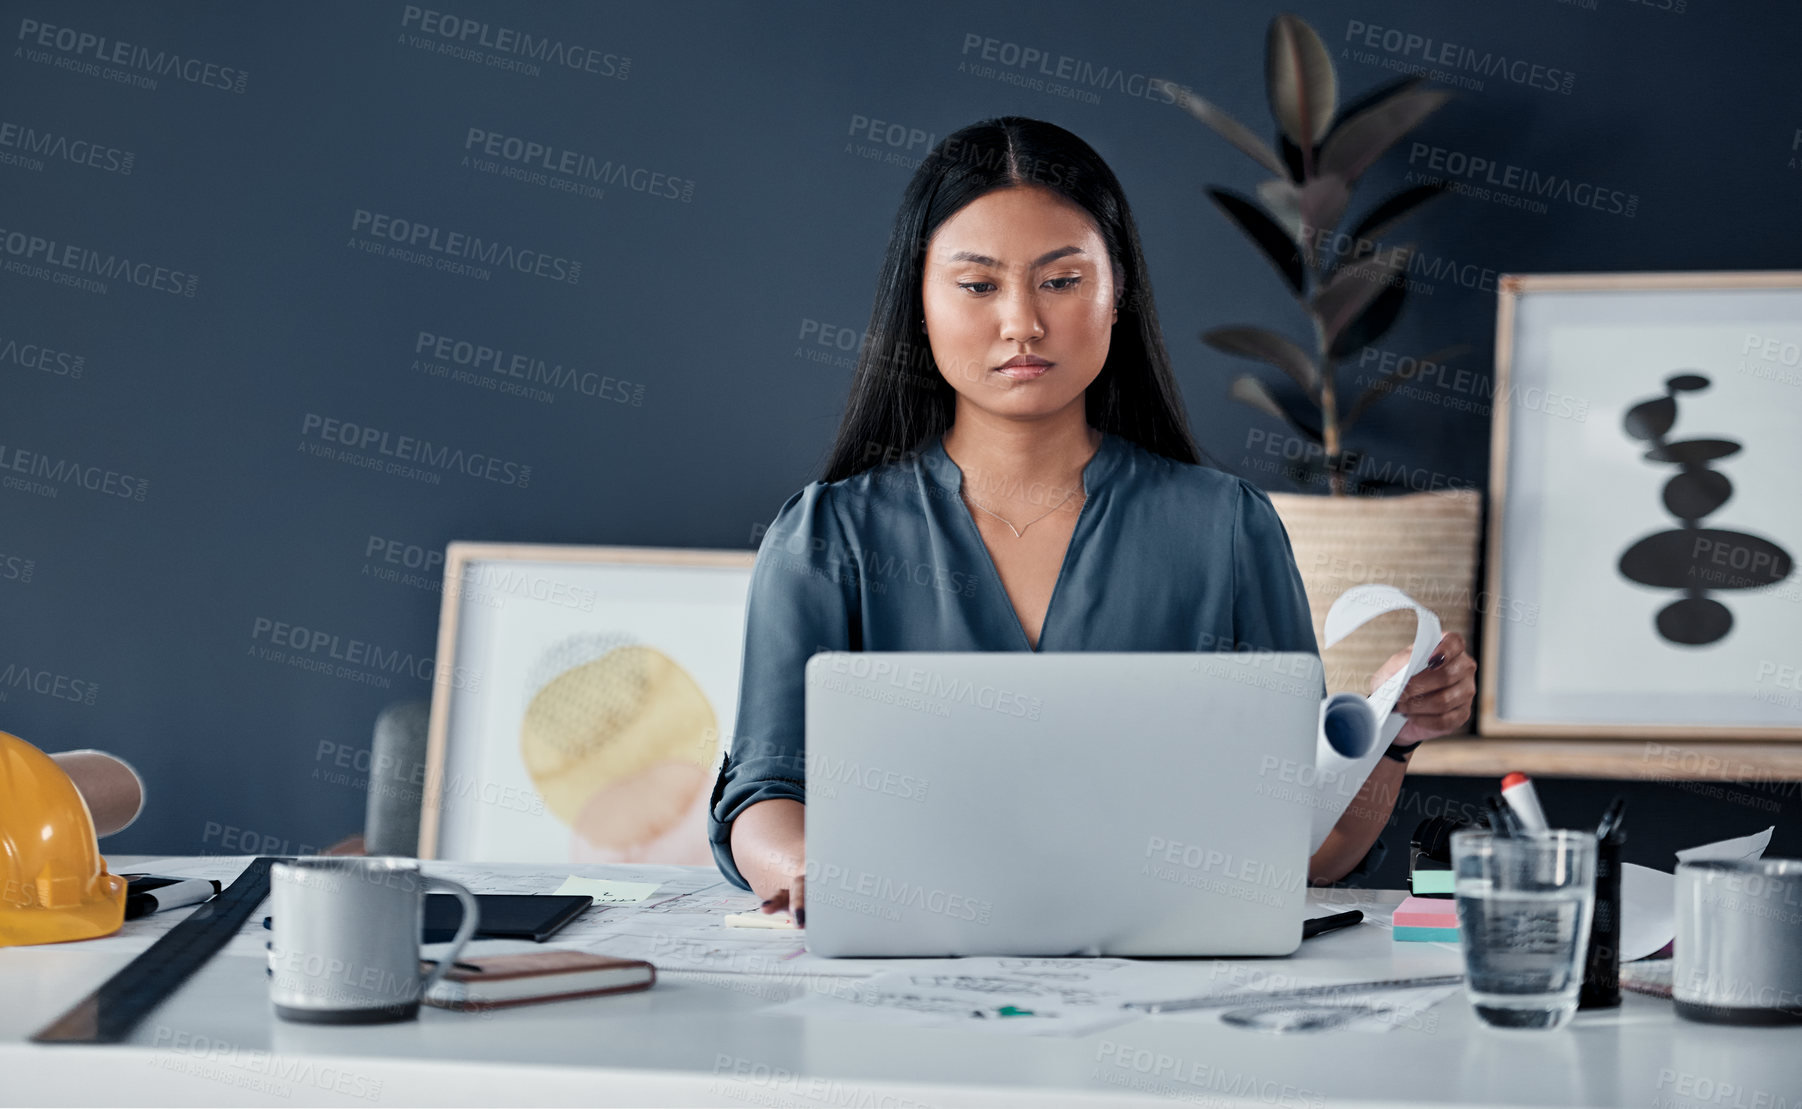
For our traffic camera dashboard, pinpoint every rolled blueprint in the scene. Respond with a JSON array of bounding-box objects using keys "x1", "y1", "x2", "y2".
[{"x1": 1307, "y1": 584, "x2": 1443, "y2": 853}]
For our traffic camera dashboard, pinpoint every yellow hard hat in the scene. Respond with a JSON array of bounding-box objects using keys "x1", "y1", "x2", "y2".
[{"x1": 0, "y1": 729, "x2": 128, "y2": 946}]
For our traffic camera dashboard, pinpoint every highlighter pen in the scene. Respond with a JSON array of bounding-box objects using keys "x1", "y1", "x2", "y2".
[
  {"x1": 1301, "y1": 910, "x2": 1364, "y2": 940},
  {"x1": 124, "y1": 878, "x2": 221, "y2": 920},
  {"x1": 1500, "y1": 773, "x2": 1550, "y2": 832}
]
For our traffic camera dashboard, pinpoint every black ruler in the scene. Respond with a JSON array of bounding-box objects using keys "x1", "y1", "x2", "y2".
[{"x1": 33, "y1": 856, "x2": 284, "y2": 1044}]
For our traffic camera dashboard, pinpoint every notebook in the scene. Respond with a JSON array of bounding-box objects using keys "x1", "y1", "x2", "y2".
[{"x1": 422, "y1": 951, "x2": 655, "y2": 1011}]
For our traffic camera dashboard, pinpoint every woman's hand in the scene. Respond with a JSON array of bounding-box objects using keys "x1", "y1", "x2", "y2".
[
  {"x1": 1371, "y1": 631, "x2": 1476, "y2": 746},
  {"x1": 760, "y1": 864, "x2": 806, "y2": 927},
  {"x1": 731, "y1": 798, "x2": 808, "y2": 926}
]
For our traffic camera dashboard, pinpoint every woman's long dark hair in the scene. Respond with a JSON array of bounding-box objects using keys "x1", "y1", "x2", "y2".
[{"x1": 820, "y1": 115, "x2": 1203, "y2": 484}]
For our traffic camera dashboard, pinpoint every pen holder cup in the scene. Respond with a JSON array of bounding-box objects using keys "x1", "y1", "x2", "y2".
[{"x1": 1579, "y1": 828, "x2": 1624, "y2": 1009}]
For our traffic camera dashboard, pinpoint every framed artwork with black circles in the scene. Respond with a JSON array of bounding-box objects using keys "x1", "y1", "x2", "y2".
[{"x1": 1480, "y1": 271, "x2": 1802, "y2": 739}]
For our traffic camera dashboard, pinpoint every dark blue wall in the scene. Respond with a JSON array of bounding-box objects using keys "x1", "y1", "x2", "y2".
[{"x1": 4, "y1": 1, "x2": 1797, "y2": 870}]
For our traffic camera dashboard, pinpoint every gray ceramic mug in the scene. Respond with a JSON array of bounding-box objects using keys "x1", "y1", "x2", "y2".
[
  {"x1": 268, "y1": 857, "x2": 479, "y2": 1023},
  {"x1": 1674, "y1": 857, "x2": 1802, "y2": 1025}
]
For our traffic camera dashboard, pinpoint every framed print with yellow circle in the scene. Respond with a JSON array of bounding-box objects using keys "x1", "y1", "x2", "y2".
[{"x1": 420, "y1": 543, "x2": 754, "y2": 863}]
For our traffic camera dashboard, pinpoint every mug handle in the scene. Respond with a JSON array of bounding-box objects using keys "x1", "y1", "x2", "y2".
[{"x1": 419, "y1": 876, "x2": 481, "y2": 996}]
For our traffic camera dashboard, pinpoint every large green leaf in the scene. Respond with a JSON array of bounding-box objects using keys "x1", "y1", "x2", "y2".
[
  {"x1": 1317, "y1": 88, "x2": 1452, "y2": 184},
  {"x1": 1330, "y1": 274, "x2": 1409, "y2": 361},
  {"x1": 1311, "y1": 245, "x2": 1413, "y2": 346},
  {"x1": 1278, "y1": 132, "x2": 1306, "y2": 183},
  {"x1": 1345, "y1": 182, "x2": 1448, "y2": 249},
  {"x1": 1257, "y1": 178, "x2": 1304, "y2": 242},
  {"x1": 1203, "y1": 326, "x2": 1319, "y2": 395},
  {"x1": 1229, "y1": 373, "x2": 1315, "y2": 439},
  {"x1": 1265, "y1": 15, "x2": 1337, "y2": 151},
  {"x1": 1298, "y1": 174, "x2": 1351, "y2": 248},
  {"x1": 1208, "y1": 188, "x2": 1305, "y2": 295},
  {"x1": 1322, "y1": 75, "x2": 1423, "y2": 145},
  {"x1": 1174, "y1": 89, "x2": 1289, "y2": 178}
]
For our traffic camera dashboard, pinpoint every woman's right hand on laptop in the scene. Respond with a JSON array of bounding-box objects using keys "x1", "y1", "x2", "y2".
[{"x1": 731, "y1": 798, "x2": 807, "y2": 926}]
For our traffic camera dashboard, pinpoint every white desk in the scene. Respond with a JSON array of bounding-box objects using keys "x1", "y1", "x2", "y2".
[{"x1": 2, "y1": 859, "x2": 1794, "y2": 1108}]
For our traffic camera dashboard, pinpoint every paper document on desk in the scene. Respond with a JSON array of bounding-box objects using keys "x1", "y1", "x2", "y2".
[
  {"x1": 768, "y1": 958, "x2": 1168, "y2": 1037},
  {"x1": 1141, "y1": 962, "x2": 1458, "y2": 1034},
  {"x1": 1620, "y1": 826, "x2": 1774, "y2": 961},
  {"x1": 1306, "y1": 585, "x2": 1443, "y2": 853}
]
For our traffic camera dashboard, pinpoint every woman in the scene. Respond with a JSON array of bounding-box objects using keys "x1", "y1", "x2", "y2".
[{"x1": 709, "y1": 117, "x2": 1475, "y2": 923}]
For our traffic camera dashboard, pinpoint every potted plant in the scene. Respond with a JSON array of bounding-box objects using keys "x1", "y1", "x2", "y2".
[{"x1": 1175, "y1": 12, "x2": 1483, "y2": 697}]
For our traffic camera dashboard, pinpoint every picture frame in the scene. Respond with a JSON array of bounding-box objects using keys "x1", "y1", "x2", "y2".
[
  {"x1": 1479, "y1": 271, "x2": 1802, "y2": 739},
  {"x1": 419, "y1": 542, "x2": 756, "y2": 861}
]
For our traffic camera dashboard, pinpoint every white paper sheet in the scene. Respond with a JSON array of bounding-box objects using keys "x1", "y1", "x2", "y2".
[
  {"x1": 551, "y1": 876, "x2": 661, "y2": 903},
  {"x1": 1308, "y1": 585, "x2": 1443, "y2": 852},
  {"x1": 1620, "y1": 827, "x2": 1774, "y2": 961}
]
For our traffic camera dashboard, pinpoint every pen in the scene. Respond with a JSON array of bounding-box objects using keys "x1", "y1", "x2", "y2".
[
  {"x1": 1596, "y1": 796, "x2": 1627, "y2": 841},
  {"x1": 1498, "y1": 799, "x2": 1525, "y2": 838},
  {"x1": 124, "y1": 878, "x2": 221, "y2": 920},
  {"x1": 1301, "y1": 910, "x2": 1363, "y2": 940},
  {"x1": 1483, "y1": 796, "x2": 1513, "y2": 837},
  {"x1": 1500, "y1": 772, "x2": 1550, "y2": 832}
]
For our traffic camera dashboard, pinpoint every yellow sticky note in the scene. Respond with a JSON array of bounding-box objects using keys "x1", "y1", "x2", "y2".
[
  {"x1": 553, "y1": 876, "x2": 661, "y2": 903},
  {"x1": 724, "y1": 910, "x2": 798, "y2": 929}
]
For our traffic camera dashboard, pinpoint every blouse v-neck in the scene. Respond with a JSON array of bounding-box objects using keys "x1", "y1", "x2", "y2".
[{"x1": 923, "y1": 430, "x2": 1125, "y2": 653}]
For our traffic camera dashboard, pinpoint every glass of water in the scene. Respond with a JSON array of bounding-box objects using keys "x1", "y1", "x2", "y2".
[{"x1": 1451, "y1": 829, "x2": 1597, "y2": 1030}]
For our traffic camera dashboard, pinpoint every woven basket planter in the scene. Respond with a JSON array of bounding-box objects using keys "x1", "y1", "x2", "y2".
[{"x1": 1268, "y1": 489, "x2": 1483, "y2": 714}]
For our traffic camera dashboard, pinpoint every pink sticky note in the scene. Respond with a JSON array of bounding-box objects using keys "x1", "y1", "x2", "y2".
[{"x1": 1393, "y1": 895, "x2": 1460, "y2": 929}]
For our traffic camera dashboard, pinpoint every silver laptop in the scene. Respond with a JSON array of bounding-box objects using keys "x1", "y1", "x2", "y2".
[{"x1": 802, "y1": 650, "x2": 1323, "y2": 958}]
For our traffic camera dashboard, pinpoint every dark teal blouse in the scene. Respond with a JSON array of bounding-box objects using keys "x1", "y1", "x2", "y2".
[{"x1": 707, "y1": 428, "x2": 1382, "y2": 889}]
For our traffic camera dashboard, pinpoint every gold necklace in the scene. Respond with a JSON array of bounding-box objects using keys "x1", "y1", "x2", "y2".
[{"x1": 961, "y1": 484, "x2": 1083, "y2": 538}]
